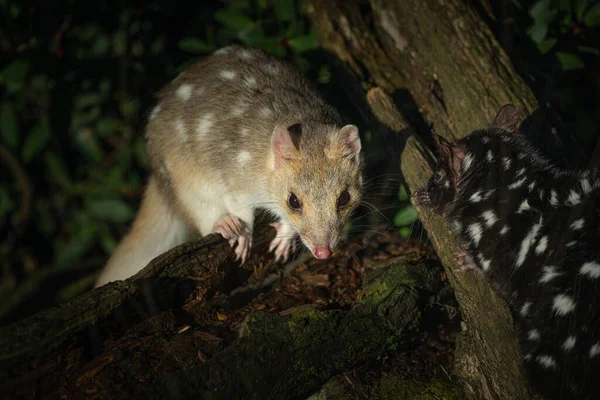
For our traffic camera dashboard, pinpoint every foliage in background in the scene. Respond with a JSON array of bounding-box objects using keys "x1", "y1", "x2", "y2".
[
  {"x1": 0, "y1": 0, "x2": 326, "y2": 324},
  {"x1": 0, "y1": 0, "x2": 599, "y2": 324}
]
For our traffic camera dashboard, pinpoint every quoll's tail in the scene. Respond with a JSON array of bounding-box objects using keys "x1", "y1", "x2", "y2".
[{"x1": 94, "y1": 176, "x2": 191, "y2": 288}]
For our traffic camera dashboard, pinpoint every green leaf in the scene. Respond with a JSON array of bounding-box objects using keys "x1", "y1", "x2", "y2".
[
  {"x1": 584, "y1": 3, "x2": 600, "y2": 26},
  {"x1": 556, "y1": 51, "x2": 585, "y2": 70},
  {"x1": 86, "y1": 198, "x2": 134, "y2": 223},
  {"x1": 578, "y1": 45, "x2": 600, "y2": 55},
  {"x1": 0, "y1": 102, "x2": 19, "y2": 149},
  {"x1": 274, "y1": 0, "x2": 295, "y2": 22},
  {"x1": 75, "y1": 92, "x2": 106, "y2": 109},
  {"x1": 537, "y1": 37, "x2": 557, "y2": 54},
  {"x1": 22, "y1": 118, "x2": 50, "y2": 163},
  {"x1": 178, "y1": 38, "x2": 215, "y2": 53},
  {"x1": 44, "y1": 152, "x2": 73, "y2": 190},
  {"x1": 574, "y1": 0, "x2": 589, "y2": 20},
  {"x1": 0, "y1": 60, "x2": 30, "y2": 94},
  {"x1": 214, "y1": 9, "x2": 255, "y2": 32},
  {"x1": 54, "y1": 224, "x2": 97, "y2": 268},
  {"x1": 288, "y1": 35, "x2": 319, "y2": 54},
  {"x1": 96, "y1": 117, "x2": 126, "y2": 137},
  {"x1": 0, "y1": 186, "x2": 15, "y2": 217},
  {"x1": 393, "y1": 205, "x2": 419, "y2": 227},
  {"x1": 398, "y1": 185, "x2": 409, "y2": 201},
  {"x1": 76, "y1": 128, "x2": 105, "y2": 163},
  {"x1": 529, "y1": 0, "x2": 557, "y2": 24},
  {"x1": 398, "y1": 226, "x2": 412, "y2": 237},
  {"x1": 113, "y1": 30, "x2": 127, "y2": 56},
  {"x1": 527, "y1": 23, "x2": 549, "y2": 43}
]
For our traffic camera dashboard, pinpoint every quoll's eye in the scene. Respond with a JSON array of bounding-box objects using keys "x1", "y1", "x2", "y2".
[
  {"x1": 337, "y1": 190, "x2": 350, "y2": 208},
  {"x1": 288, "y1": 192, "x2": 301, "y2": 210}
]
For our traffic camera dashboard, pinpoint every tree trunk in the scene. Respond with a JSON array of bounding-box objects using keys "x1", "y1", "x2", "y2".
[{"x1": 302, "y1": 0, "x2": 537, "y2": 398}]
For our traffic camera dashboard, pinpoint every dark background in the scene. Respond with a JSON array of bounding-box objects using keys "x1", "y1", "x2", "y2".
[{"x1": 1, "y1": 0, "x2": 598, "y2": 325}]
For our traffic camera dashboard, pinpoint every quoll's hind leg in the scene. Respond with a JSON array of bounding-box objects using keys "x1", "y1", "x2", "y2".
[
  {"x1": 269, "y1": 221, "x2": 297, "y2": 263},
  {"x1": 213, "y1": 215, "x2": 253, "y2": 263}
]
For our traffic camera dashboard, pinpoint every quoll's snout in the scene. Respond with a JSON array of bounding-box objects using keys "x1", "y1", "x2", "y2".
[
  {"x1": 313, "y1": 246, "x2": 332, "y2": 259},
  {"x1": 411, "y1": 187, "x2": 428, "y2": 207}
]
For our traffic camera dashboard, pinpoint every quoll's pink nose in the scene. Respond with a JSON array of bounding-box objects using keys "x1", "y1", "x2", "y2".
[{"x1": 314, "y1": 246, "x2": 332, "y2": 259}]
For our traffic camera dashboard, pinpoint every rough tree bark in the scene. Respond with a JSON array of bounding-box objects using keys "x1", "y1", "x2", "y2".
[
  {"x1": 1, "y1": 224, "x2": 458, "y2": 399},
  {"x1": 302, "y1": 0, "x2": 541, "y2": 398},
  {"x1": 2, "y1": 0, "x2": 549, "y2": 399}
]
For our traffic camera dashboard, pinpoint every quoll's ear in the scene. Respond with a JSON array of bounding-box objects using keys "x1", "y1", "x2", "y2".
[
  {"x1": 432, "y1": 129, "x2": 452, "y2": 160},
  {"x1": 431, "y1": 129, "x2": 465, "y2": 182},
  {"x1": 271, "y1": 124, "x2": 302, "y2": 169},
  {"x1": 330, "y1": 124, "x2": 361, "y2": 162},
  {"x1": 491, "y1": 104, "x2": 520, "y2": 133}
]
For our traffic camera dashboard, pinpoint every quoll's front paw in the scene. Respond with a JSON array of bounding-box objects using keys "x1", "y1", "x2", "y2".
[
  {"x1": 268, "y1": 222, "x2": 297, "y2": 263},
  {"x1": 213, "y1": 215, "x2": 252, "y2": 264}
]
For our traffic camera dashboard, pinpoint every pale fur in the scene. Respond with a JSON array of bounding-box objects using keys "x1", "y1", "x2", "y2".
[{"x1": 94, "y1": 45, "x2": 363, "y2": 287}]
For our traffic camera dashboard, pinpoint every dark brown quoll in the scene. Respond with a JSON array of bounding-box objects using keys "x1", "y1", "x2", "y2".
[{"x1": 413, "y1": 105, "x2": 600, "y2": 400}]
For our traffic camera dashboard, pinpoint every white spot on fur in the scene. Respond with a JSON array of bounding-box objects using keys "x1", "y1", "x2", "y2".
[
  {"x1": 567, "y1": 190, "x2": 581, "y2": 205},
  {"x1": 176, "y1": 84, "x2": 193, "y2": 101},
  {"x1": 220, "y1": 70, "x2": 237, "y2": 80},
  {"x1": 214, "y1": 46, "x2": 232, "y2": 55},
  {"x1": 264, "y1": 64, "x2": 280, "y2": 75},
  {"x1": 260, "y1": 107, "x2": 273, "y2": 117},
  {"x1": 150, "y1": 105, "x2": 161, "y2": 120},
  {"x1": 566, "y1": 240, "x2": 577, "y2": 247},
  {"x1": 462, "y1": 153, "x2": 473, "y2": 171},
  {"x1": 508, "y1": 177, "x2": 527, "y2": 189},
  {"x1": 552, "y1": 294, "x2": 576, "y2": 316},
  {"x1": 482, "y1": 210, "x2": 498, "y2": 228},
  {"x1": 196, "y1": 113, "x2": 214, "y2": 139},
  {"x1": 535, "y1": 236, "x2": 548, "y2": 255},
  {"x1": 517, "y1": 199, "x2": 531, "y2": 213},
  {"x1": 528, "y1": 329, "x2": 540, "y2": 341},
  {"x1": 570, "y1": 219, "x2": 584, "y2": 230},
  {"x1": 590, "y1": 343, "x2": 600, "y2": 358},
  {"x1": 581, "y1": 178, "x2": 592, "y2": 194},
  {"x1": 232, "y1": 103, "x2": 248, "y2": 117},
  {"x1": 539, "y1": 266, "x2": 562, "y2": 284},
  {"x1": 451, "y1": 220, "x2": 462, "y2": 233},
  {"x1": 238, "y1": 49, "x2": 254, "y2": 59},
  {"x1": 486, "y1": 150, "x2": 494, "y2": 162},
  {"x1": 484, "y1": 189, "x2": 496, "y2": 200},
  {"x1": 503, "y1": 157, "x2": 512, "y2": 170},
  {"x1": 468, "y1": 223, "x2": 483, "y2": 246},
  {"x1": 470, "y1": 191, "x2": 482, "y2": 203},
  {"x1": 528, "y1": 181, "x2": 536, "y2": 191},
  {"x1": 176, "y1": 119, "x2": 186, "y2": 140},
  {"x1": 477, "y1": 253, "x2": 491, "y2": 271},
  {"x1": 536, "y1": 355, "x2": 557, "y2": 369},
  {"x1": 236, "y1": 150, "x2": 251, "y2": 165},
  {"x1": 520, "y1": 301, "x2": 532, "y2": 316},
  {"x1": 500, "y1": 225, "x2": 509, "y2": 235},
  {"x1": 524, "y1": 354, "x2": 532, "y2": 361},
  {"x1": 580, "y1": 262, "x2": 600, "y2": 279},
  {"x1": 562, "y1": 336, "x2": 576, "y2": 352},
  {"x1": 243, "y1": 76, "x2": 257, "y2": 87},
  {"x1": 516, "y1": 218, "x2": 542, "y2": 268},
  {"x1": 516, "y1": 168, "x2": 526, "y2": 177},
  {"x1": 550, "y1": 190, "x2": 558, "y2": 206}
]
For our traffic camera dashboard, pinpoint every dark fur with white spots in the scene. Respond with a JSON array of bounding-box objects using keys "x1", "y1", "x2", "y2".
[{"x1": 413, "y1": 105, "x2": 600, "y2": 399}]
